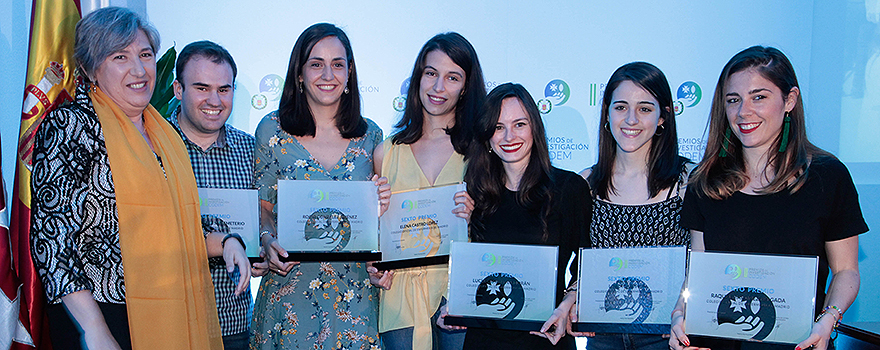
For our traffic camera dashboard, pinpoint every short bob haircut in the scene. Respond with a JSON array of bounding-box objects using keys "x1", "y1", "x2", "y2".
[
  {"x1": 465, "y1": 83, "x2": 553, "y2": 241},
  {"x1": 589, "y1": 62, "x2": 686, "y2": 200},
  {"x1": 690, "y1": 45, "x2": 827, "y2": 199},
  {"x1": 277, "y1": 23, "x2": 366, "y2": 138},
  {"x1": 392, "y1": 32, "x2": 486, "y2": 154},
  {"x1": 74, "y1": 7, "x2": 160, "y2": 82},
  {"x1": 175, "y1": 40, "x2": 238, "y2": 86}
]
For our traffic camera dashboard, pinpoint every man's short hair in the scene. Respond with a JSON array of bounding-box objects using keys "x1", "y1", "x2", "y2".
[{"x1": 175, "y1": 40, "x2": 237, "y2": 86}]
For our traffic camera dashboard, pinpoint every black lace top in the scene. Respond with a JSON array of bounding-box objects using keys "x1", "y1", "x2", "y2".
[{"x1": 30, "y1": 83, "x2": 126, "y2": 304}]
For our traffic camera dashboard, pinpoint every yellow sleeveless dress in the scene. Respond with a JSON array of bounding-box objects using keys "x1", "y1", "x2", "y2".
[{"x1": 378, "y1": 138, "x2": 466, "y2": 350}]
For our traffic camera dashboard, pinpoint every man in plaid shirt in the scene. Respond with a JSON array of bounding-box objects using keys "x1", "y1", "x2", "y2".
[{"x1": 170, "y1": 40, "x2": 255, "y2": 350}]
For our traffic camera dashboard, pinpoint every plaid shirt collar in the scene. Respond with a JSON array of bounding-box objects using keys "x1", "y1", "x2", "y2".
[{"x1": 169, "y1": 106, "x2": 232, "y2": 151}]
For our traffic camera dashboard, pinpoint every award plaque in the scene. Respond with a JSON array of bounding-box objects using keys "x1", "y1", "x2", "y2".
[
  {"x1": 374, "y1": 183, "x2": 468, "y2": 270},
  {"x1": 685, "y1": 251, "x2": 818, "y2": 344},
  {"x1": 276, "y1": 180, "x2": 380, "y2": 261},
  {"x1": 445, "y1": 242, "x2": 559, "y2": 331},
  {"x1": 198, "y1": 188, "x2": 260, "y2": 257},
  {"x1": 573, "y1": 246, "x2": 687, "y2": 334}
]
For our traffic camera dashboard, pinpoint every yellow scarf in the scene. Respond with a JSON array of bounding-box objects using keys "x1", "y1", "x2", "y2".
[{"x1": 90, "y1": 86, "x2": 222, "y2": 349}]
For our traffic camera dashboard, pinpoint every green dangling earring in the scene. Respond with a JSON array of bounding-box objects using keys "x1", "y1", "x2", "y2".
[
  {"x1": 719, "y1": 127, "x2": 732, "y2": 157},
  {"x1": 778, "y1": 112, "x2": 791, "y2": 152}
]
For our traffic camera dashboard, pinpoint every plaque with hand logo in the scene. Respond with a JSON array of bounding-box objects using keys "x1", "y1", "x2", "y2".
[
  {"x1": 198, "y1": 188, "x2": 261, "y2": 257},
  {"x1": 445, "y1": 242, "x2": 558, "y2": 331},
  {"x1": 276, "y1": 180, "x2": 380, "y2": 261},
  {"x1": 374, "y1": 183, "x2": 468, "y2": 270},
  {"x1": 573, "y1": 246, "x2": 687, "y2": 334},
  {"x1": 685, "y1": 251, "x2": 818, "y2": 344}
]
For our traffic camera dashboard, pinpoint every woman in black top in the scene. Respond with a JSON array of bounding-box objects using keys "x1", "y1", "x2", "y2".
[
  {"x1": 456, "y1": 83, "x2": 590, "y2": 349},
  {"x1": 576, "y1": 62, "x2": 691, "y2": 350},
  {"x1": 669, "y1": 46, "x2": 867, "y2": 350}
]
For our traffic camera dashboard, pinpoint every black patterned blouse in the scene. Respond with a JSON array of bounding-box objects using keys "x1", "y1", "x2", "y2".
[
  {"x1": 589, "y1": 172, "x2": 689, "y2": 248},
  {"x1": 30, "y1": 84, "x2": 125, "y2": 304}
]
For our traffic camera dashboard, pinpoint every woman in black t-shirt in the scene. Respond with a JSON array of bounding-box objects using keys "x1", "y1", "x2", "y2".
[
  {"x1": 448, "y1": 83, "x2": 590, "y2": 350},
  {"x1": 669, "y1": 46, "x2": 868, "y2": 350}
]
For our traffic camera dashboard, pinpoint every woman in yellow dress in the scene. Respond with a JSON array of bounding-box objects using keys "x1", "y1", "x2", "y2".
[{"x1": 368, "y1": 32, "x2": 486, "y2": 350}]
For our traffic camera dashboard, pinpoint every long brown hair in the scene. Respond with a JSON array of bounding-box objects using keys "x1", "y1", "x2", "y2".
[
  {"x1": 691, "y1": 46, "x2": 829, "y2": 200},
  {"x1": 465, "y1": 83, "x2": 553, "y2": 242},
  {"x1": 589, "y1": 62, "x2": 687, "y2": 200},
  {"x1": 277, "y1": 23, "x2": 366, "y2": 138},
  {"x1": 392, "y1": 32, "x2": 486, "y2": 154}
]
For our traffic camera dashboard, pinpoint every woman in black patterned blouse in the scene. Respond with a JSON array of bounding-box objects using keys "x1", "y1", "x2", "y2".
[
  {"x1": 30, "y1": 7, "x2": 220, "y2": 350},
  {"x1": 573, "y1": 62, "x2": 690, "y2": 350}
]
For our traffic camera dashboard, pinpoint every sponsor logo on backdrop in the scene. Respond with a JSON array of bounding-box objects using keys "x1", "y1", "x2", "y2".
[
  {"x1": 673, "y1": 100, "x2": 685, "y2": 115},
  {"x1": 251, "y1": 94, "x2": 268, "y2": 110},
  {"x1": 252, "y1": 74, "x2": 284, "y2": 109},
  {"x1": 677, "y1": 81, "x2": 702, "y2": 107},
  {"x1": 590, "y1": 83, "x2": 598, "y2": 106},
  {"x1": 393, "y1": 96, "x2": 406, "y2": 112},
  {"x1": 538, "y1": 78, "x2": 592, "y2": 170},
  {"x1": 392, "y1": 78, "x2": 410, "y2": 112},
  {"x1": 537, "y1": 99, "x2": 552, "y2": 114},
  {"x1": 400, "y1": 78, "x2": 410, "y2": 95},
  {"x1": 674, "y1": 81, "x2": 702, "y2": 115},
  {"x1": 544, "y1": 79, "x2": 571, "y2": 106}
]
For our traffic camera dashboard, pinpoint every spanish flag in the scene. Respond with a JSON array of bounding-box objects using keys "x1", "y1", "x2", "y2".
[{"x1": 7, "y1": 0, "x2": 81, "y2": 348}]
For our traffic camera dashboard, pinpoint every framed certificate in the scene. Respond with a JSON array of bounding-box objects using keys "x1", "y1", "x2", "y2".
[
  {"x1": 573, "y1": 246, "x2": 687, "y2": 334},
  {"x1": 374, "y1": 183, "x2": 468, "y2": 270},
  {"x1": 445, "y1": 242, "x2": 558, "y2": 331},
  {"x1": 685, "y1": 251, "x2": 818, "y2": 344},
  {"x1": 276, "y1": 180, "x2": 380, "y2": 261},
  {"x1": 198, "y1": 188, "x2": 260, "y2": 257}
]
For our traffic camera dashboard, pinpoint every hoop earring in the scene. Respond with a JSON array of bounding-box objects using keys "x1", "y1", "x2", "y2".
[
  {"x1": 655, "y1": 124, "x2": 665, "y2": 136},
  {"x1": 778, "y1": 112, "x2": 791, "y2": 152},
  {"x1": 719, "y1": 127, "x2": 732, "y2": 158},
  {"x1": 604, "y1": 122, "x2": 611, "y2": 132}
]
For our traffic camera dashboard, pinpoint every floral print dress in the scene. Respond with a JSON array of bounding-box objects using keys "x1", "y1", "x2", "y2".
[{"x1": 250, "y1": 111, "x2": 382, "y2": 350}]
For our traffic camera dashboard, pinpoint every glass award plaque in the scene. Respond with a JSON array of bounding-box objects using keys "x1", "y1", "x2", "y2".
[
  {"x1": 198, "y1": 188, "x2": 260, "y2": 258},
  {"x1": 445, "y1": 242, "x2": 559, "y2": 331},
  {"x1": 276, "y1": 180, "x2": 380, "y2": 261},
  {"x1": 685, "y1": 251, "x2": 818, "y2": 344},
  {"x1": 573, "y1": 246, "x2": 687, "y2": 334},
  {"x1": 374, "y1": 183, "x2": 468, "y2": 270}
]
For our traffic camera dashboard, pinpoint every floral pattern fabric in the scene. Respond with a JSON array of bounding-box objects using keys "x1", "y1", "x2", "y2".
[{"x1": 251, "y1": 111, "x2": 382, "y2": 350}]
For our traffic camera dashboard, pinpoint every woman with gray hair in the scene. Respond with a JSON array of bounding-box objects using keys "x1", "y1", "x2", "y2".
[{"x1": 30, "y1": 6, "x2": 222, "y2": 350}]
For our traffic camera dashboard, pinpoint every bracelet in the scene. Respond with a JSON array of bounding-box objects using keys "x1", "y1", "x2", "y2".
[
  {"x1": 259, "y1": 229, "x2": 276, "y2": 240},
  {"x1": 814, "y1": 310, "x2": 841, "y2": 332},
  {"x1": 824, "y1": 305, "x2": 843, "y2": 320},
  {"x1": 221, "y1": 233, "x2": 245, "y2": 250}
]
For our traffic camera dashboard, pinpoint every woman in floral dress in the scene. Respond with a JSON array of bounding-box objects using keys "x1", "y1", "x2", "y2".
[{"x1": 250, "y1": 23, "x2": 386, "y2": 350}]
